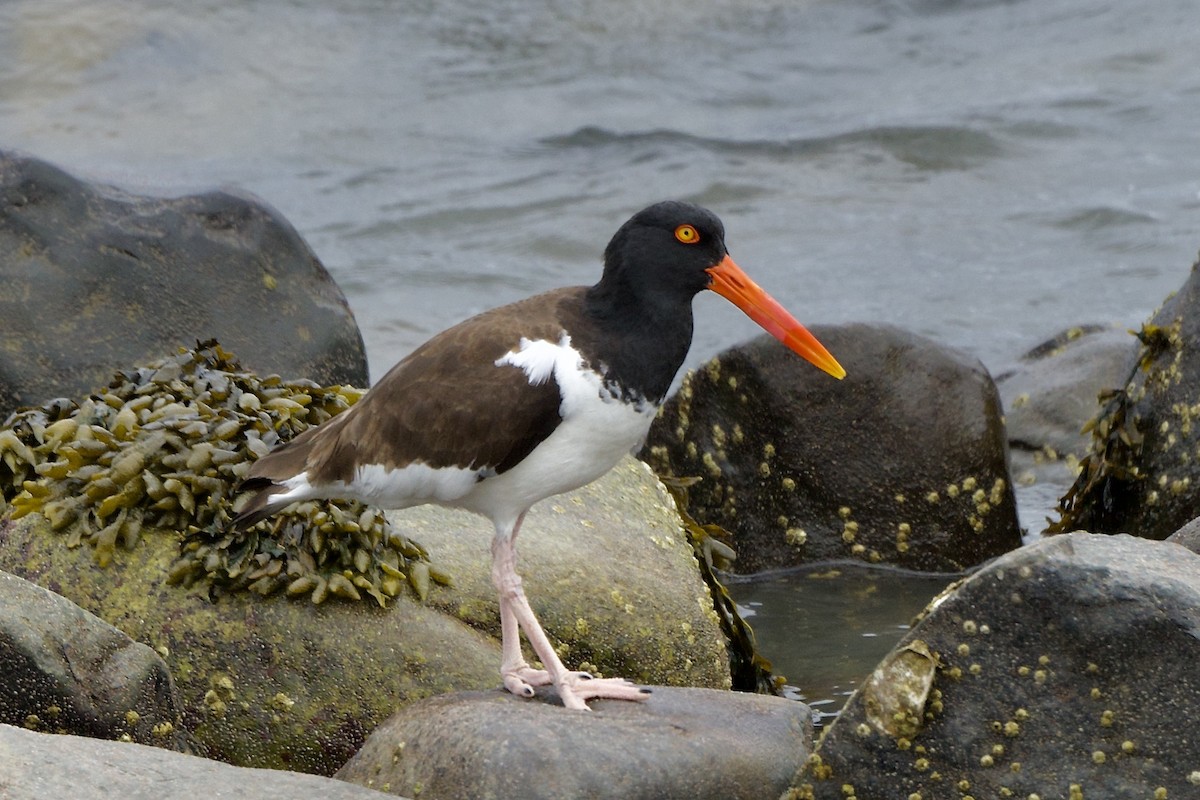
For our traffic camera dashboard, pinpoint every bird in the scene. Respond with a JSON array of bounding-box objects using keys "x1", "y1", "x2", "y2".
[{"x1": 233, "y1": 200, "x2": 845, "y2": 710}]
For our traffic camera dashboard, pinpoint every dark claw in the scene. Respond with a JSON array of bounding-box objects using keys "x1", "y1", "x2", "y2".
[
  {"x1": 578, "y1": 672, "x2": 594, "y2": 680},
  {"x1": 639, "y1": 688, "x2": 653, "y2": 694},
  {"x1": 522, "y1": 686, "x2": 535, "y2": 696}
]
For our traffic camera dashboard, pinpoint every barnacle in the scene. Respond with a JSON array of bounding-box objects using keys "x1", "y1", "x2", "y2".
[{"x1": 0, "y1": 340, "x2": 445, "y2": 606}]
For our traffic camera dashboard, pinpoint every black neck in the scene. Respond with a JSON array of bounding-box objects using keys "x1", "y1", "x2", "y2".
[{"x1": 579, "y1": 281, "x2": 694, "y2": 405}]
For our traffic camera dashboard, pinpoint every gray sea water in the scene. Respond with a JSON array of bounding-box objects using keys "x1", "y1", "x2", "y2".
[{"x1": 2, "y1": 0, "x2": 1198, "y2": 711}]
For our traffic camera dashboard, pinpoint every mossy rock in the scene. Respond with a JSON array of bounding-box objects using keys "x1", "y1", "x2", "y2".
[
  {"x1": 0, "y1": 457, "x2": 730, "y2": 775},
  {"x1": 0, "y1": 511, "x2": 500, "y2": 775}
]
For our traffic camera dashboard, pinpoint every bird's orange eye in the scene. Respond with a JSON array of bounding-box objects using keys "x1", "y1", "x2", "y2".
[{"x1": 675, "y1": 224, "x2": 700, "y2": 244}]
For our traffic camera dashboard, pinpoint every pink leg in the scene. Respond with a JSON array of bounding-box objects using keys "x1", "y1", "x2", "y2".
[{"x1": 491, "y1": 513, "x2": 650, "y2": 710}]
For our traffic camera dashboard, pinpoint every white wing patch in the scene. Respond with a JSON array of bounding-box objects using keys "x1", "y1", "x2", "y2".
[{"x1": 494, "y1": 333, "x2": 576, "y2": 386}]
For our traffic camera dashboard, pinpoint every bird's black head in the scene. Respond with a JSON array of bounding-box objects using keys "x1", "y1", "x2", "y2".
[
  {"x1": 580, "y1": 200, "x2": 846, "y2": 402},
  {"x1": 592, "y1": 200, "x2": 729, "y2": 310}
]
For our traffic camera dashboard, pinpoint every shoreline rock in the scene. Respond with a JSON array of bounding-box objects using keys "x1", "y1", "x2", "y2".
[
  {"x1": 644, "y1": 324, "x2": 1022, "y2": 573},
  {"x1": 0, "y1": 570, "x2": 182, "y2": 749},
  {"x1": 0, "y1": 149, "x2": 368, "y2": 418},
  {"x1": 0, "y1": 455, "x2": 728, "y2": 774},
  {"x1": 0, "y1": 723, "x2": 398, "y2": 800},
  {"x1": 336, "y1": 687, "x2": 812, "y2": 800},
  {"x1": 794, "y1": 533, "x2": 1200, "y2": 798}
]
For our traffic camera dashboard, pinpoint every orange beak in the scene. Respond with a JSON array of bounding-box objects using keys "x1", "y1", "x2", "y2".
[{"x1": 706, "y1": 254, "x2": 846, "y2": 380}]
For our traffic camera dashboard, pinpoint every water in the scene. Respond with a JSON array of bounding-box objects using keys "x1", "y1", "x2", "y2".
[
  {"x1": 730, "y1": 564, "x2": 956, "y2": 720},
  {"x1": 2, "y1": 0, "x2": 1198, "y2": 709}
]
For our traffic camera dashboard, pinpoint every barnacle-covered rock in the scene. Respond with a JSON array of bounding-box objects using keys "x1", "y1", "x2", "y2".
[
  {"x1": 643, "y1": 325, "x2": 1022, "y2": 573},
  {"x1": 0, "y1": 341, "x2": 438, "y2": 606},
  {"x1": 0, "y1": 344, "x2": 732, "y2": 773},
  {"x1": 795, "y1": 534, "x2": 1200, "y2": 799},
  {"x1": 1052, "y1": 254, "x2": 1200, "y2": 537},
  {"x1": 0, "y1": 456, "x2": 732, "y2": 774}
]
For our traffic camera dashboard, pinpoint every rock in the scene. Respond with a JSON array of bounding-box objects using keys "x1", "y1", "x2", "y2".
[
  {"x1": 996, "y1": 325, "x2": 1135, "y2": 533},
  {"x1": 997, "y1": 325, "x2": 1134, "y2": 461},
  {"x1": 642, "y1": 324, "x2": 1022, "y2": 573},
  {"x1": 0, "y1": 570, "x2": 182, "y2": 749},
  {"x1": 793, "y1": 533, "x2": 1200, "y2": 799},
  {"x1": 1052, "y1": 255, "x2": 1200, "y2": 538},
  {"x1": 409, "y1": 456, "x2": 731, "y2": 688},
  {"x1": 0, "y1": 456, "x2": 728, "y2": 775},
  {"x1": 0, "y1": 150, "x2": 367, "y2": 418},
  {"x1": 0, "y1": 723, "x2": 398, "y2": 800},
  {"x1": 0, "y1": 510, "x2": 503, "y2": 775},
  {"x1": 335, "y1": 687, "x2": 812, "y2": 800},
  {"x1": 1166, "y1": 515, "x2": 1200, "y2": 554}
]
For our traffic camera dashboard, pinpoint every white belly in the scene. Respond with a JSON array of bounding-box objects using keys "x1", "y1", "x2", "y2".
[
  {"x1": 459, "y1": 387, "x2": 655, "y2": 528},
  {"x1": 461, "y1": 332, "x2": 657, "y2": 529}
]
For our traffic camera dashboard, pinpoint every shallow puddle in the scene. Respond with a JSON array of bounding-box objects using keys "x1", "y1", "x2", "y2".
[{"x1": 727, "y1": 564, "x2": 957, "y2": 723}]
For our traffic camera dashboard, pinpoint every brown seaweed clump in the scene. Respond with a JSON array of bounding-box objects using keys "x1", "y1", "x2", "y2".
[
  {"x1": 659, "y1": 474, "x2": 780, "y2": 695},
  {"x1": 0, "y1": 341, "x2": 445, "y2": 606},
  {"x1": 1049, "y1": 321, "x2": 1177, "y2": 536}
]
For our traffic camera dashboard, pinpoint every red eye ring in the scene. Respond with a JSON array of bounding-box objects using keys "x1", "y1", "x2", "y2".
[{"x1": 675, "y1": 224, "x2": 700, "y2": 244}]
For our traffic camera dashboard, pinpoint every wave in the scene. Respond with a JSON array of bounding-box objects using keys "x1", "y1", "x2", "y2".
[{"x1": 542, "y1": 124, "x2": 1006, "y2": 171}]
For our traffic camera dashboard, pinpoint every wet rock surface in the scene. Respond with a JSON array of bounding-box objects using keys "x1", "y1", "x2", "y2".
[
  {"x1": 643, "y1": 324, "x2": 1021, "y2": 573},
  {"x1": 0, "y1": 150, "x2": 367, "y2": 417},
  {"x1": 1054, "y1": 256, "x2": 1200, "y2": 538},
  {"x1": 0, "y1": 723, "x2": 398, "y2": 800},
  {"x1": 335, "y1": 687, "x2": 812, "y2": 800},
  {"x1": 0, "y1": 570, "x2": 181, "y2": 749},
  {"x1": 793, "y1": 533, "x2": 1200, "y2": 799},
  {"x1": 1166, "y1": 515, "x2": 1200, "y2": 554}
]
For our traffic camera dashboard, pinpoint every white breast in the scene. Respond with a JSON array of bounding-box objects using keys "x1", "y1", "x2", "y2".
[{"x1": 463, "y1": 333, "x2": 658, "y2": 531}]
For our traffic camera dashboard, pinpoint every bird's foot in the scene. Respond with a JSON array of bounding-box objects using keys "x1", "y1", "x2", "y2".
[
  {"x1": 554, "y1": 673, "x2": 652, "y2": 711},
  {"x1": 501, "y1": 664, "x2": 553, "y2": 698},
  {"x1": 501, "y1": 665, "x2": 651, "y2": 709}
]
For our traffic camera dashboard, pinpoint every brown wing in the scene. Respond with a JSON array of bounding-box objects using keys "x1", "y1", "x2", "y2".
[{"x1": 249, "y1": 287, "x2": 589, "y2": 488}]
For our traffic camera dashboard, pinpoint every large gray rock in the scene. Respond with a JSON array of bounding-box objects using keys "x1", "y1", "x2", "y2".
[
  {"x1": 643, "y1": 325, "x2": 1022, "y2": 573},
  {"x1": 0, "y1": 723, "x2": 398, "y2": 800},
  {"x1": 0, "y1": 570, "x2": 181, "y2": 749},
  {"x1": 0, "y1": 150, "x2": 367, "y2": 417},
  {"x1": 336, "y1": 687, "x2": 812, "y2": 800},
  {"x1": 795, "y1": 534, "x2": 1200, "y2": 799}
]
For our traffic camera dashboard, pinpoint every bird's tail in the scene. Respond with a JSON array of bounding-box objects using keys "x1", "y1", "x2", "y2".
[
  {"x1": 230, "y1": 423, "x2": 328, "y2": 529},
  {"x1": 231, "y1": 477, "x2": 292, "y2": 529}
]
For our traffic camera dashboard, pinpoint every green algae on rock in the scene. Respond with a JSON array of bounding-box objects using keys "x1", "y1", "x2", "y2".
[
  {"x1": 0, "y1": 341, "x2": 442, "y2": 606},
  {"x1": 0, "y1": 510, "x2": 502, "y2": 775}
]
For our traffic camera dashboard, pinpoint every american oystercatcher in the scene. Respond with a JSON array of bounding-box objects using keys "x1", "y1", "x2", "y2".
[{"x1": 234, "y1": 201, "x2": 845, "y2": 710}]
